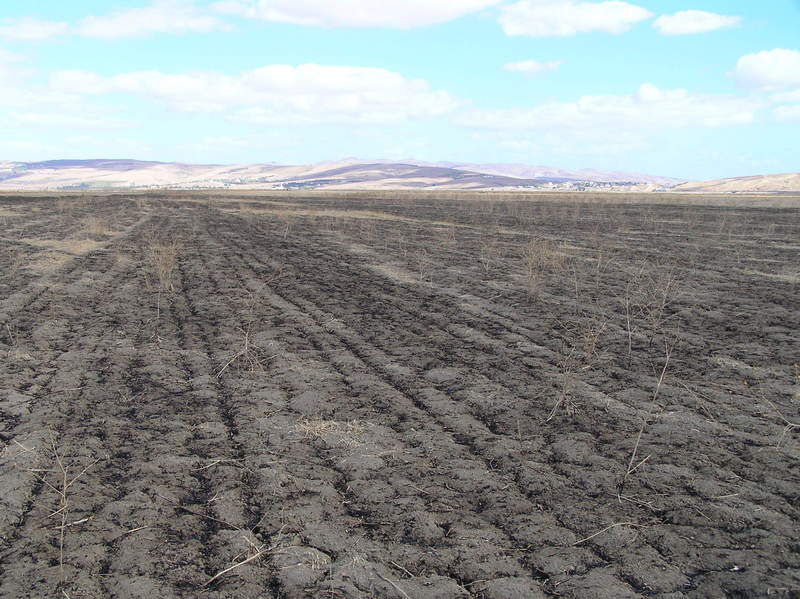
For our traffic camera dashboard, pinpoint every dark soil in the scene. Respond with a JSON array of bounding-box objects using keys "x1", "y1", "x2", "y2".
[{"x1": 1, "y1": 192, "x2": 798, "y2": 598}]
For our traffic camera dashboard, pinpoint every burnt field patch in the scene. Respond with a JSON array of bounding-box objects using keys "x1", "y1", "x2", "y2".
[{"x1": 0, "y1": 191, "x2": 798, "y2": 598}]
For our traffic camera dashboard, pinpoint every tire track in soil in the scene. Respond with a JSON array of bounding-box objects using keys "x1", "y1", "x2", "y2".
[
  {"x1": 169, "y1": 217, "x2": 283, "y2": 597},
  {"x1": 216, "y1": 210, "x2": 797, "y2": 597},
  {"x1": 263, "y1": 209, "x2": 800, "y2": 596},
  {"x1": 199, "y1": 214, "x2": 427, "y2": 598},
  {"x1": 3, "y1": 202, "x2": 795, "y2": 597},
  {"x1": 338, "y1": 230, "x2": 800, "y2": 592},
  {"x1": 2, "y1": 210, "x2": 269, "y2": 598},
  {"x1": 207, "y1": 211, "x2": 598, "y2": 596},
  {"x1": 0, "y1": 224, "x2": 159, "y2": 597},
  {"x1": 0, "y1": 205, "x2": 152, "y2": 313},
  {"x1": 92, "y1": 212, "x2": 276, "y2": 599}
]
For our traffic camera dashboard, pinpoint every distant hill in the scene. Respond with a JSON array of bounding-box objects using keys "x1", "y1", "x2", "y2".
[
  {"x1": 393, "y1": 160, "x2": 684, "y2": 186},
  {"x1": 0, "y1": 158, "x2": 680, "y2": 191},
  {"x1": 674, "y1": 173, "x2": 800, "y2": 193}
]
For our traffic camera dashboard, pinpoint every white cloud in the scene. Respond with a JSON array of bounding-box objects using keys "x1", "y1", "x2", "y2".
[
  {"x1": 0, "y1": 17, "x2": 69, "y2": 41},
  {"x1": 0, "y1": 48, "x2": 24, "y2": 64},
  {"x1": 774, "y1": 104, "x2": 800, "y2": 123},
  {"x1": 0, "y1": 51, "x2": 130, "y2": 132},
  {"x1": 9, "y1": 112, "x2": 129, "y2": 129},
  {"x1": 50, "y1": 64, "x2": 460, "y2": 124},
  {"x1": 735, "y1": 49, "x2": 800, "y2": 90},
  {"x1": 498, "y1": 0, "x2": 653, "y2": 37},
  {"x1": 212, "y1": 0, "x2": 502, "y2": 28},
  {"x1": 653, "y1": 10, "x2": 740, "y2": 35},
  {"x1": 78, "y1": 0, "x2": 229, "y2": 39},
  {"x1": 772, "y1": 89, "x2": 800, "y2": 103},
  {"x1": 459, "y1": 84, "x2": 758, "y2": 132},
  {"x1": 459, "y1": 85, "x2": 760, "y2": 159},
  {"x1": 504, "y1": 60, "x2": 563, "y2": 77}
]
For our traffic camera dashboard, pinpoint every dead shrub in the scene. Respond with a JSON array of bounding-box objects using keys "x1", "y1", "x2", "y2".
[
  {"x1": 523, "y1": 238, "x2": 568, "y2": 298},
  {"x1": 145, "y1": 238, "x2": 180, "y2": 292},
  {"x1": 216, "y1": 328, "x2": 276, "y2": 377},
  {"x1": 82, "y1": 216, "x2": 110, "y2": 238},
  {"x1": 8, "y1": 247, "x2": 24, "y2": 276},
  {"x1": 546, "y1": 317, "x2": 608, "y2": 421},
  {"x1": 479, "y1": 239, "x2": 500, "y2": 276},
  {"x1": 293, "y1": 418, "x2": 369, "y2": 448}
]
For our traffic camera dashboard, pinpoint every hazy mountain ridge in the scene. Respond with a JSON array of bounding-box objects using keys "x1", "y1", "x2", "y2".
[
  {"x1": 0, "y1": 159, "x2": 795, "y2": 192},
  {"x1": 673, "y1": 173, "x2": 800, "y2": 193},
  {"x1": 0, "y1": 158, "x2": 681, "y2": 191},
  {"x1": 358, "y1": 159, "x2": 685, "y2": 186}
]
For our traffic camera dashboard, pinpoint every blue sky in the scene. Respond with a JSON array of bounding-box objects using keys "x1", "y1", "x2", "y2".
[{"x1": 0, "y1": 0, "x2": 798, "y2": 179}]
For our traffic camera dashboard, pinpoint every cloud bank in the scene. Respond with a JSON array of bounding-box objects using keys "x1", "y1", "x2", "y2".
[
  {"x1": 498, "y1": 0, "x2": 653, "y2": 37},
  {"x1": 213, "y1": 0, "x2": 502, "y2": 29}
]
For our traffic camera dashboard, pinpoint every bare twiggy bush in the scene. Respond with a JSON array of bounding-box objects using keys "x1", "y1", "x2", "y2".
[
  {"x1": 618, "y1": 261, "x2": 682, "y2": 363},
  {"x1": 82, "y1": 216, "x2": 110, "y2": 238},
  {"x1": 641, "y1": 265, "x2": 680, "y2": 339},
  {"x1": 523, "y1": 238, "x2": 568, "y2": 298},
  {"x1": 620, "y1": 340, "x2": 672, "y2": 493},
  {"x1": 756, "y1": 390, "x2": 799, "y2": 449},
  {"x1": 56, "y1": 198, "x2": 74, "y2": 216},
  {"x1": 277, "y1": 213, "x2": 294, "y2": 240},
  {"x1": 7, "y1": 247, "x2": 24, "y2": 276},
  {"x1": 360, "y1": 219, "x2": 377, "y2": 243},
  {"x1": 415, "y1": 249, "x2": 432, "y2": 283},
  {"x1": 439, "y1": 223, "x2": 457, "y2": 246},
  {"x1": 26, "y1": 435, "x2": 103, "y2": 587},
  {"x1": 479, "y1": 239, "x2": 500, "y2": 276},
  {"x1": 546, "y1": 317, "x2": 609, "y2": 421},
  {"x1": 205, "y1": 532, "x2": 287, "y2": 587},
  {"x1": 592, "y1": 245, "x2": 612, "y2": 290},
  {"x1": 216, "y1": 327, "x2": 277, "y2": 377},
  {"x1": 145, "y1": 238, "x2": 180, "y2": 292}
]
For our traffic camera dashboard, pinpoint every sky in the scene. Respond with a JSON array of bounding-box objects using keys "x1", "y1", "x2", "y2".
[{"x1": 0, "y1": 0, "x2": 798, "y2": 180}]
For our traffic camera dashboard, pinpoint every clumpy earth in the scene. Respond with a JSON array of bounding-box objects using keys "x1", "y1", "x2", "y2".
[{"x1": 0, "y1": 192, "x2": 798, "y2": 598}]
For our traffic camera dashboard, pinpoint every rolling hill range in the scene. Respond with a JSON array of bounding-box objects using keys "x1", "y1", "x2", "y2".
[
  {"x1": 1, "y1": 159, "x2": 795, "y2": 192},
  {"x1": 0, "y1": 159, "x2": 682, "y2": 191},
  {"x1": 673, "y1": 173, "x2": 800, "y2": 193}
]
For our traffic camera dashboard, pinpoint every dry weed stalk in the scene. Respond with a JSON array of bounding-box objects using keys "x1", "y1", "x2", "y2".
[
  {"x1": 415, "y1": 249, "x2": 432, "y2": 283},
  {"x1": 277, "y1": 213, "x2": 294, "y2": 240},
  {"x1": 479, "y1": 239, "x2": 500, "y2": 276},
  {"x1": 523, "y1": 238, "x2": 567, "y2": 298},
  {"x1": 573, "y1": 521, "x2": 641, "y2": 545},
  {"x1": 293, "y1": 418, "x2": 368, "y2": 448},
  {"x1": 546, "y1": 318, "x2": 608, "y2": 422},
  {"x1": 82, "y1": 216, "x2": 110, "y2": 238},
  {"x1": 155, "y1": 494, "x2": 287, "y2": 588},
  {"x1": 618, "y1": 261, "x2": 681, "y2": 364},
  {"x1": 216, "y1": 328, "x2": 276, "y2": 377},
  {"x1": 28, "y1": 436, "x2": 103, "y2": 586},
  {"x1": 758, "y1": 391, "x2": 799, "y2": 449},
  {"x1": 216, "y1": 278, "x2": 281, "y2": 377},
  {"x1": 8, "y1": 247, "x2": 24, "y2": 276},
  {"x1": 205, "y1": 533, "x2": 284, "y2": 587},
  {"x1": 145, "y1": 237, "x2": 180, "y2": 292},
  {"x1": 620, "y1": 340, "x2": 672, "y2": 493}
]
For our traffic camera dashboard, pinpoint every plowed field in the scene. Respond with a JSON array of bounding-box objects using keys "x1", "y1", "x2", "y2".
[{"x1": 1, "y1": 192, "x2": 798, "y2": 598}]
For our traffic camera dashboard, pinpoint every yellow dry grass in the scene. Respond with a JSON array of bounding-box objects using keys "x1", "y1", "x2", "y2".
[
  {"x1": 292, "y1": 418, "x2": 370, "y2": 448},
  {"x1": 23, "y1": 238, "x2": 103, "y2": 255},
  {"x1": 82, "y1": 216, "x2": 112, "y2": 237},
  {"x1": 741, "y1": 269, "x2": 799, "y2": 283},
  {"x1": 367, "y1": 263, "x2": 418, "y2": 285},
  {"x1": 225, "y1": 205, "x2": 462, "y2": 228},
  {"x1": 21, "y1": 238, "x2": 104, "y2": 273}
]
